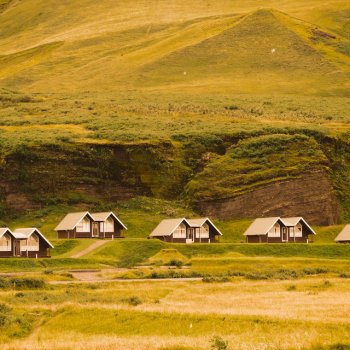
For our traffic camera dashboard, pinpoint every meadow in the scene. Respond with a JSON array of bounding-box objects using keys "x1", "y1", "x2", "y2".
[
  {"x1": 1, "y1": 275, "x2": 350, "y2": 349},
  {"x1": 1, "y1": 1, "x2": 350, "y2": 348}
]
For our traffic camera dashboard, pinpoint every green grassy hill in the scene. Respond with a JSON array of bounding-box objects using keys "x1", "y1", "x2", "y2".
[
  {"x1": 0, "y1": 0, "x2": 350, "y2": 229},
  {"x1": 0, "y1": 1, "x2": 349, "y2": 94}
]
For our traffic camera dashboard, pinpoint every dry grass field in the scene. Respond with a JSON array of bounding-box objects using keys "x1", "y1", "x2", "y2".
[{"x1": 1, "y1": 277, "x2": 350, "y2": 349}]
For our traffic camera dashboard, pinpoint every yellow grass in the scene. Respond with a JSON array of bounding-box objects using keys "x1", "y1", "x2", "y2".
[{"x1": 1, "y1": 278, "x2": 350, "y2": 349}]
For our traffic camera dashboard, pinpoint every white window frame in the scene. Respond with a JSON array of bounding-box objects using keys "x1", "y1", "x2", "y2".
[
  {"x1": 0, "y1": 234, "x2": 11, "y2": 252},
  {"x1": 294, "y1": 223, "x2": 303, "y2": 237},
  {"x1": 21, "y1": 234, "x2": 39, "y2": 251},
  {"x1": 196, "y1": 223, "x2": 209, "y2": 238},
  {"x1": 268, "y1": 223, "x2": 280, "y2": 237},
  {"x1": 173, "y1": 224, "x2": 187, "y2": 238},
  {"x1": 100, "y1": 217, "x2": 114, "y2": 233},
  {"x1": 76, "y1": 217, "x2": 91, "y2": 232}
]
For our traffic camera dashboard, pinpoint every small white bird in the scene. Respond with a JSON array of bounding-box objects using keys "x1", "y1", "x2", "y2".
[
  {"x1": 189, "y1": 323, "x2": 192, "y2": 329},
  {"x1": 271, "y1": 48, "x2": 276, "y2": 54},
  {"x1": 183, "y1": 71, "x2": 187, "y2": 75}
]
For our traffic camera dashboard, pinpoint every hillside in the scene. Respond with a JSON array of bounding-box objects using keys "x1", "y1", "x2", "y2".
[
  {"x1": 0, "y1": 1, "x2": 350, "y2": 229},
  {"x1": 0, "y1": 1, "x2": 349, "y2": 93}
]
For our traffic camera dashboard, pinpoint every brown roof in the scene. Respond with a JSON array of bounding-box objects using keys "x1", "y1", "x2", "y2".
[
  {"x1": 335, "y1": 224, "x2": 350, "y2": 242},
  {"x1": 13, "y1": 228, "x2": 54, "y2": 248},
  {"x1": 149, "y1": 218, "x2": 188, "y2": 237},
  {"x1": 91, "y1": 212, "x2": 127, "y2": 230},
  {"x1": 55, "y1": 212, "x2": 92, "y2": 231}
]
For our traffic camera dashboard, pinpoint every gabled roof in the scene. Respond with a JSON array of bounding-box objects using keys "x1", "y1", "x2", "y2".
[
  {"x1": 0, "y1": 228, "x2": 13, "y2": 238},
  {"x1": 91, "y1": 212, "x2": 127, "y2": 230},
  {"x1": 54, "y1": 212, "x2": 93, "y2": 231},
  {"x1": 283, "y1": 217, "x2": 316, "y2": 235},
  {"x1": 335, "y1": 224, "x2": 350, "y2": 242},
  {"x1": 187, "y1": 218, "x2": 222, "y2": 235},
  {"x1": 244, "y1": 217, "x2": 282, "y2": 236},
  {"x1": 149, "y1": 218, "x2": 189, "y2": 237},
  {"x1": 13, "y1": 228, "x2": 54, "y2": 248}
]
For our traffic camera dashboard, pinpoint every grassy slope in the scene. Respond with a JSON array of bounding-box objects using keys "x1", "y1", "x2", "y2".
[
  {"x1": 185, "y1": 134, "x2": 328, "y2": 202},
  {"x1": 0, "y1": 2, "x2": 349, "y2": 93}
]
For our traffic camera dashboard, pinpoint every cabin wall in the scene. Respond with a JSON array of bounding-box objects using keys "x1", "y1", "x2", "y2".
[
  {"x1": 247, "y1": 231, "x2": 310, "y2": 243},
  {"x1": 57, "y1": 225, "x2": 92, "y2": 239},
  {"x1": 98, "y1": 218, "x2": 124, "y2": 238},
  {"x1": 20, "y1": 237, "x2": 51, "y2": 257},
  {"x1": 0, "y1": 251, "x2": 13, "y2": 257}
]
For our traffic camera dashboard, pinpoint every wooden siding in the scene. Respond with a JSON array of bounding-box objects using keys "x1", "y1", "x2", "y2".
[
  {"x1": 0, "y1": 235, "x2": 51, "y2": 258},
  {"x1": 151, "y1": 225, "x2": 220, "y2": 244},
  {"x1": 58, "y1": 217, "x2": 125, "y2": 239},
  {"x1": 246, "y1": 225, "x2": 311, "y2": 243}
]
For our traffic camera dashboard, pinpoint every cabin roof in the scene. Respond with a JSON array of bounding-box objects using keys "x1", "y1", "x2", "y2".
[
  {"x1": 244, "y1": 217, "x2": 316, "y2": 236},
  {"x1": 244, "y1": 217, "x2": 282, "y2": 236},
  {"x1": 54, "y1": 211, "x2": 92, "y2": 231},
  {"x1": 0, "y1": 228, "x2": 12, "y2": 238},
  {"x1": 335, "y1": 224, "x2": 350, "y2": 242},
  {"x1": 284, "y1": 217, "x2": 316, "y2": 235},
  {"x1": 150, "y1": 217, "x2": 222, "y2": 237},
  {"x1": 149, "y1": 218, "x2": 188, "y2": 237},
  {"x1": 187, "y1": 218, "x2": 222, "y2": 235},
  {"x1": 91, "y1": 212, "x2": 127, "y2": 230},
  {"x1": 13, "y1": 228, "x2": 54, "y2": 248}
]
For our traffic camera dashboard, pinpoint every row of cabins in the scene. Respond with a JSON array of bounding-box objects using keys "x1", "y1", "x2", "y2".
[{"x1": 3, "y1": 212, "x2": 350, "y2": 259}]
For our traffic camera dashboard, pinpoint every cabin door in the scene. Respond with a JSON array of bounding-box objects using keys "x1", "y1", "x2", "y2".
[
  {"x1": 282, "y1": 227, "x2": 288, "y2": 242},
  {"x1": 92, "y1": 222, "x2": 100, "y2": 237},
  {"x1": 14, "y1": 241, "x2": 21, "y2": 256},
  {"x1": 186, "y1": 228, "x2": 194, "y2": 244}
]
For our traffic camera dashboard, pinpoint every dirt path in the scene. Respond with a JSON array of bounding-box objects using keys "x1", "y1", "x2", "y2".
[{"x1": 71, "y1": 240, "x2": 109, "y2": 258}]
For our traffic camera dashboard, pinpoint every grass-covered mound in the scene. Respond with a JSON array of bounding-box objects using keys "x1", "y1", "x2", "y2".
[
  {"x1": 147, "y1": 249, "x2": 190, "y2": 266},
  {"x1": 186, "y1": 134, "x2": 327, "y2": 202}
]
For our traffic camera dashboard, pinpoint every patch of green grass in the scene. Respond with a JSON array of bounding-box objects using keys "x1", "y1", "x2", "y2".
[
  {"x1": 87, "y1": 239, "x2": 165, "y2": 267},
  {"x1": 186, "y1": 134, "x2": 327, "y2": 202}
]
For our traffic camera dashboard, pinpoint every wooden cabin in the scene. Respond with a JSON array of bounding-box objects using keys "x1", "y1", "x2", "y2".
[
  {"x1": 335, "y1": 224, "x2": 350, "y2": 243},
  {"x1": 0, "y1": 228, "x2": 15, "y2": 258},
  {"x1": 55, "y1": 211, "x2": 127, "y2": 239},
  {"x1": 55, "y1": 212, "x2": 94, "y2": 239},
  {"x1": 0, "y1": 228, "x2": 53, "y2": 258},
  {"x1": 244, "y1": 217, "x2": 316, "y2": 243},
  {"x1": 91, "y1": 212, "x2": 127, "y2": 239},
  {"x1": 149, "y1": 217, "x2": 222, "y2": 243}
]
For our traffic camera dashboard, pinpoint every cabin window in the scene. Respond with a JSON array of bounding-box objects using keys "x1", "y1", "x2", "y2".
[
  {"x1": 196, "y1": 223, "x2": 209, "y2": 238},
  {"x1": 0, "y1": 233, "x2": 11, "y2": 251},
  {"x1": 294, "y1": 223, "x2": 303, "y2": 237},
  {"x1": 100, "y1": 217, "x2": 114, "y2": 232},
  {"x1": 76, "y1": 217, "x2": 91, "y2": 232},
  {"x1": 268, "y1": 223, "x2": 280, "y2": 237},
  {"x1": 21, "y1": 234, "x2": 39, "y2": 251},
  {"x1": 173, "y1": 223, "x2": 187, "y2": 238}
]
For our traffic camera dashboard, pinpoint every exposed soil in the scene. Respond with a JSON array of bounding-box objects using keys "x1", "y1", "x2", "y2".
[{"x1": 198, "y1": 171, "x2": 340, "y2": 225}]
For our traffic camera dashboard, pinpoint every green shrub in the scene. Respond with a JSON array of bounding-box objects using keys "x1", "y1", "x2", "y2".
[
  {"x1": 211, "y1": 336, "x2": 229, "y2": 350},
  {"x1": 8, "y1": 278, "x2": 45, "y2": 290},
  {"x1": 168, "y1": 259, "x2": 184, "y2": 268},
  {"x1": 122, "y1": 296, "x2": 142, "y2": 306}
]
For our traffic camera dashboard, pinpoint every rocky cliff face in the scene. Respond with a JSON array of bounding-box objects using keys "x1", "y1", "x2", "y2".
[
  {"x1": 196, "y1": 171, "x2": 340, "y2": 225},
  {"x1": 0, "y1": 139, "x2": 345, "y2": 225}
]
